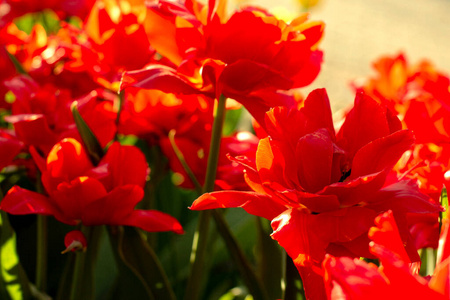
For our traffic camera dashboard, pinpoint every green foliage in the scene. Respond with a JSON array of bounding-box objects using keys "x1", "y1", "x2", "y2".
[
  {"x1": 71, "y1": 102, "x2": 104, "y2": 165},
  {"x1": 0, "y1": 211, "x2": 31, "y2": 300}
]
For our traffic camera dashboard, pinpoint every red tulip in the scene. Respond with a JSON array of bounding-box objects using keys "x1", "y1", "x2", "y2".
[
  {"x1": 120, "y1": 0, "x2": 324, "y2": 123},
  {"x1": 4, "y1": 75, "x2": 116, "y2": 154},
  {"x1": 191, "y1": 88, "x2": 441, "y2": 299},
  {"x1": 0, "y1": 138, "x2": 183, "y2": 234},
  {"x1": 62, "y1": 230, "x2": 87, "y2": 253},
  {"x1": 354, "y1": 52, "x2": 450, "y2": 144}
]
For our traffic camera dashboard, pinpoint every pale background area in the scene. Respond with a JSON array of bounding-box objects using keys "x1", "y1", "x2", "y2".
[{"x1": 233, "y1": 0, "x2": 450, "y2": 111}]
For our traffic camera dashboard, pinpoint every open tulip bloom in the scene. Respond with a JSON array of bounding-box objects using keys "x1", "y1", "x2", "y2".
[
  {"x1": 191, "y1": 88, "x2": 442, "y2": 299},
  {"x1": 0, "y1": 138, "x2": 183, "y2": 234}
]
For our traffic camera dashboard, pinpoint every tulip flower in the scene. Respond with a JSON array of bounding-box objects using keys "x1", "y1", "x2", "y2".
[
  {"x1": 191, "y1": 88, "x2": 442, "y2": 299},
  {"x1": 4, "y1": 75, "x2": 116, "y2": 154},
  {"x1": 120, "y1": 0, "x2": 324, "y2": 125},
  {"x1": 354, "y1": 53, "x2": 450, "y2": 144},
  {"x1": 0, "y1": 138, "x2": 183, "y2": 234},
  {"x1": 62, "y1": 230, "x2": 87, "y2": 253}
]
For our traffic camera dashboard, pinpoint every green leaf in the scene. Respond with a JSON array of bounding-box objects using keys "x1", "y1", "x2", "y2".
[
  {"x1": 4, "y1": 48, "x2": 27, "y2": 75},
  {"x1": 107, "y1": 226, "x2": 176, "y2": 300},
  {"x1": 0, "y1": 211, "x2": 32, "y2": 300},
  {"x1": 71, "y1": 102, "x2": 104, "y2": 165},
  {"x1": 94, "y1": 227, "x2": 118, "y2": 300},
  {"x1": 255, "y1": 217, "x2": 283, "y2": 299}
]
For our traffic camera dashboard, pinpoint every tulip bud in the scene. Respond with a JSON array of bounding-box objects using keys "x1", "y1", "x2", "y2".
[{"x1": 61, "y1": 230, "x2": 87, "y2": 254}]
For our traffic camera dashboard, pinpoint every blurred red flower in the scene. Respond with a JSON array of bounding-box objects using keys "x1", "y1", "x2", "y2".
[
  {"x1": 81, "y1": 0, "x2": 158, "y2": 90},
  {"x1": 0, "y1": 0, "x2": 95, "y2": 27},
  {"x1": 0, "y1": 138, "x2": 183, "y2": 234},
  {"x1": 4, "y1": 75, "x2": 116, "y2": 154},
  {"x1": 119, "y1": 87, "x2": 258, "y2": 190},
  {"x1": 191, "y1": 88, "x2": 442, "y2": 299},
  {"x1": 354, "y1": 53, "x2": 450, "y2": 144},
  {"x1": 0, "y1": 129, "x2": 23, "y2": 171}
]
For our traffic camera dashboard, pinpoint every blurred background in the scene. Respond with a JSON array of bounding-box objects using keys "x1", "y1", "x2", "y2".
[{"x1": 237, "y1": 0, "x2": 450, "y2": 111}]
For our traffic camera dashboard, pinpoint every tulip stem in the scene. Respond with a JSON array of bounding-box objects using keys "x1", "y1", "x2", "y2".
[
  {"x1": 69, "y1": 225, "x2": 102, "y2": 300},
  {"x1": 115, "y1": 90, "x2": 125, "y2": 140},
  {"x1": 203, "y1": 94, "x2": 227, "y2": 193},
  {"x1": 212, "y1": 211, "x2": 270, "y2": 300},
  {"x1": 168, "y1": 129, "x2": 203, "y2": 195},
  {"x1": 184, "y1": 94, "x2": 227, "y2": 300},
  {"x1": 69, "y1": 246, "x2": 86, "y2": 300},
  {"x1": 36, "y1": 215, "x2": 48, "y2": 292}
]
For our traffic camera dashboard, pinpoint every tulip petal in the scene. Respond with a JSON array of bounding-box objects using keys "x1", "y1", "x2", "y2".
[
  {"x1": 190, "y1": 191, "x2": 286, "y2": 220},
  {"x1": 368, "y1": 210, "x2": 412, "y2": 264},
  {"x1": 350, "y1": 130, "x2": 415, "y2": 179},
  {"x1": 337, "y1": 92, "x2": 393, "y2": 159},
  {"x1": 301, "y1": 88, "x2": 335, "y2": 138},
  {"x1": 256, "y1": 137, "x2": 297, "y2": 189},
  {"x1": 120, "y1": 65, "x2": 200, "y2": 94},
  {"x1": 92, "y1": 142, "x2": 148, "y2": 189},
  {"x1": 0, "y1": 186, "x2": 72, "y2": 224},
  {"x1": 218, "y1": 59, "x2": 293, "y2": 97},
  {"x1": 323, "y1": 255, "x2": 389, "y2": 300},
  {"x1": 0, "y1": 136, "x2": 22, "y2": 170},
  {"x1": 296, "y1": 128, "x2": 333, "y2": 192},
  {"x1": 367, "y1": 180, "x2": 442, "y2": 214},
  {"x1": 52, "y1": 177, "x2": 108, "y2": 222},
  {"x1": 271, "y1": 207, "x2": 377, "y2": 267},
  {"x1": 46, "y1": 138, "x2": 93, "y2": 182},
  {"x1": 369, "y1": 243, "x2": 443, "y2": 299},
  {"x1": 5, "y1": 114, "x2": 58, "y2": 148},
  {"x1": 81, "y1": 185, "x2": 144, "y2": 225},
  {"x1": 123, "y1": 210, "x2": 184, "y2": 234},
  {"x1": 319, "y1": 170, "x2": 388, "y2": 207}
]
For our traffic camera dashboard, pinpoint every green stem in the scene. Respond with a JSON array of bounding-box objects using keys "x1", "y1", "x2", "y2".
[
  {"x1": 35, "y1": 215, "x2": 48, "y2": 292},
  {"x1": 114, "y1": 91, "x2": 125, "y2": 141},
  {"x1": 426, "y1": 248, "x2": 436, "y2": 276},
  {"x1": 202, "y1": 94, "x2": 227, "y2": 193},
  {"x1": 68, "y1": 226, "x2": 102, "y2": 300},
  {"x1": 168, "y1": 129, "x2": 203, "y2": 195},
  {"x1": 212, "y1": 211, "x2": 270, "y2": 300},
  {"x1": 169, "y1": 95, "x2": 269, "y2": 299},
  {"x1": 281, "y1": 250, "x2": 287, "y2": 299},
  {"x1": 69, "y1": 246, "x2": 86, "y2": 300},
  {"x1": 184, "y1": 94, "x2": 227, "y2": 300},
  {"x1": 35, "y1": 170, "x2": 48, "y2": 293}
]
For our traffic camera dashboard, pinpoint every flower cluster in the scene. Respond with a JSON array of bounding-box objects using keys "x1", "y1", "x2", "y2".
[{"x1": 0, "y1": 0, "x2": 448, "y2": 299}]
